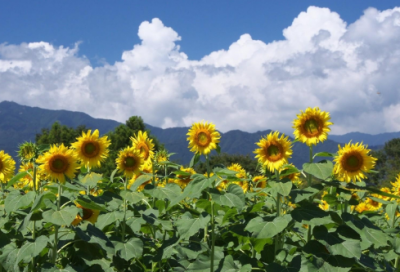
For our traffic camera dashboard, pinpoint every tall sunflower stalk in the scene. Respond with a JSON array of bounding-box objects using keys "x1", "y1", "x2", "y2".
[
  {"x1": 36, "y1": 144, "x2": 79, "y2": 264},
  {"x1": 187, "y1": 121, "x2": 220, "y2": 272}
]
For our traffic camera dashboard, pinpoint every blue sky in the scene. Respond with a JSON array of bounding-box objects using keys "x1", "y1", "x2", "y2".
[
  {"x1": 1, "y1": 2, "x2": 400, "y2": 135},
  {"x1": 1, "y1": 1, "x2": 398, "y2": 64}
]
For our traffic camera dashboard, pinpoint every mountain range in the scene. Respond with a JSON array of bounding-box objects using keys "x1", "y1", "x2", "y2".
[{"x1": 0, "y1": 101, "x2": 398, "y2": 167}]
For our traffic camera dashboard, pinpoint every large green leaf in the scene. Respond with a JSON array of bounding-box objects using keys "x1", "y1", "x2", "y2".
[
  {"x1": 361, "y1": 228, "x2": 388, "y2": 248},
  {"x1": 291, "y1": 203, "x2": 330, "y2": 224},
  {"x1": 115, "y1": 238, "x2": 143, "y2": 261},
  {"x1": 303, "y1": 160, "x2": 333, "y2": 181},
  {"x1": 5, "y1": 190, "x2": 36, "y2": 213},
  {"x1": 386, "y1": 203, "x2": 398, "y2": 228},
  {"x1": 176, "y1": 212, "x2": 210, "y2": 240},
  {"x1": 42, "y1": 206, "x2": 79, "y2": 226},
  {"x1": 210, "y1": 185, "x2": 245, "y2": 211},
  {"x1": 120, "y1": 190, "x2": 146, "y2": 204},
  {"x1": 147, "y1": 183, "x2": 181, "y2": 202},
  {"x1": 330, "y1": 240, "x2": 361, "y2": 259},
  {"x1": 245, "y1": 214, "x2": 292, "y2": 239},
  {"x1": 169, "y1": 175, "x2": 215, "y2": 207},
  {"x1": 269, "y1": 180, "x2": 292, "y2": 197},
  {"x1": 79, "y1": 172, "x2": 103, "y2": 187},
  {"x1": 96, "y1": 211, "x2": 124, "y2": 230},
  {"x1": 220, "y1": 255, "x2": 252, "y2": 272},
  {"x1": 31, "y1": 192, "x2": 57, "y2": 211},
  {"x1": 76, "y1": 197, "x2": 107, "y2": 211},
  {"x1": 290, "y1": 184, "x2": 323, "y2": 203},
  {"x1": 16, "y1": 236, "x2": 48, "y2": 263}
]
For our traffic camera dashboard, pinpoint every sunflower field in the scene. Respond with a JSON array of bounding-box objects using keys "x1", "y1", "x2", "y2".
[{"x1": 1, "y1": 107, "x2": 400, "y2": 271}]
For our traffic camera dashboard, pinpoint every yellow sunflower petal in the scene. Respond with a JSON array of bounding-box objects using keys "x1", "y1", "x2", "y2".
[
  {"x1": 116, "y1": 146, "x2": 144, "y2": 178},
  {"x1": 0, "y1": 150, "x2": 16, "y2": 183},
  {"x1": 130, "y1": 131, "x2": 155, "y2": 162}
]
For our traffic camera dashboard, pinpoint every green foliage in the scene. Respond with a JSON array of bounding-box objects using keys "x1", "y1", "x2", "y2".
[
  {"x1": 35, "y1": 121, "x2": 88, "y2": 146},
  {"x1": 368, "y1": 138, "x2": 400, "y2": 186}
]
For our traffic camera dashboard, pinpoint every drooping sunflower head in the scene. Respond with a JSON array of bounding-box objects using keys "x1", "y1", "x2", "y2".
[
  {"x1": 71, "y1": 129, "x2": 111, "y2": 168},
  {"x1": 187, "y1": 121, "x2": 221, "y2": 155},
  {"x1": 333, "y1": 142, "x2": 377, "y2": 183},
  {"x1": 116, "y1": 146, "x2": 144, "y2": 178},
  {"x1": 72, "y1": 203, "x2": 100, "y2": 226},
  {"x1": 293, "y1": 107, "x2": 333, "y2": 146},
  {"x1": 17, "y1": 142, "x2": 38, "y2": 162},
  {"x1": 254, "y1": 131, "x2": 293, "y2": 172},
  {"x1": 155, "y1": 149, "x2": 169, "y2": 165},
  {"x1": 130, "y1": 131, "x2": 155, "y2": 162},
  {"x1": 0, "y1": 150, "x2": 16, "y2": 183},
  {"x1": 36, "y1": 144, "x2": 78, "y2": 184}
]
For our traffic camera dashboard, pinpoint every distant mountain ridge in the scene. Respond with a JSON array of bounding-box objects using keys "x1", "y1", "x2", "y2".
[{"x1": 0, "y1": 101, "x2": 398, "y2": 167}]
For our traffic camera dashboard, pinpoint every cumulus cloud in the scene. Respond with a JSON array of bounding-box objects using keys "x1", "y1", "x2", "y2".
[{"x1": 1, "y1": 9, "x2": 400, "y2": 134}]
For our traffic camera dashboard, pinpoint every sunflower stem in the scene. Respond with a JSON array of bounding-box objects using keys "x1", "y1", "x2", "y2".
[
  {"x1": 52, "y1": 183, "x2": 62, "y2": 264},
  {"x1": 32, "y1": 165, "x2": 37, "y2": 272},
  {"x1": 207, "y1": 155, "x2": 215, "y2": 272},
  {"x1": 307, "y1": 145, "x2": 313, "y2": 187},
  {"x1": 122, "y1": 177, "x2": 127, "y2": 243},
  {"x1": 274, "y1": 170, "x2": 282, "y2": 257}
]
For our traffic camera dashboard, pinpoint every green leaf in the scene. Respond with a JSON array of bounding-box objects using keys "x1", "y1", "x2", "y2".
[
  {"x1": 245, "y1": 214, "x2": 292, "y2": 239},
  {"x1": 361, "y1": 228, "x2": 388, "y2": 248},
  {"x1": 169, "y1": 175, "x2": 215, "y2": 207},
  {"x1": 210, "y1": 185, "x2": 245, "y2": 211},
  {"x1": 110, "y1": 168, "x2": 118, "y2": 183},
  {"x1": 176, "y1": 212, "x2": 210, "y2": 240},
  {"x1": 31, "y1": 192, "x2": 57, "y2": 211},
  {"x1": 220, "y1": 255, "x2": 252, "y2": 272},
  {"x1": 6, "y1": 171, "x2": 29, "y2": 189},
  {"x1": 42, "y1": 206, "x2": 79, "y2": 226},
  {"x1": 290, "y1": 184, "x2": 323, "y2": 203},
  {"x1": 5, "y1": 191, "x2": 36, "y2": 213},
  {"x1": 76, "y1": 197, "x2": 107, "y2": 211},
  {"x1": 216, "y1": 143, "x2": 221, "y2": 154},
  {"x1": 291, "y1": 203, "x2": 329, "y2": 223},
  {"x1": 16, "y1": 236, "x2": 48, "y2": 263},
  {"x1": 313, "y1": 152, "x2": 335, "y2": 159},
  {"x1": 79, "y1": 172, "x2": 103, "y2": 187},
  {"x1": 120, "y1": 190, "x2": 146, "y2": 204},
  {"x1": 129, "y1": 174, "x2": 152, "y2": 191},
  {"x1": 115, "y1": 238, "x2": 143, "y2": 261},
  {"x1": 189, "y1": 152, "x2": 201, "y2": 168},
  {"x1": 303, "y1": 160, "x2": 333, "y2": 181},
  {"x1": 330, "y1": 240, "x2": 361, "y2": 259},
  {"x1": 96, "y1": 211, "x2": 124, "y2": 230},
  {"x1": 147, "y1": 183, "x2": 181, "y2": 202},
  {"x1": 386, "y1": 203, "x2": 398, "y2": 227},
  {"x1": 269, "y1": 181, "x2": 292, "y2": 196}
]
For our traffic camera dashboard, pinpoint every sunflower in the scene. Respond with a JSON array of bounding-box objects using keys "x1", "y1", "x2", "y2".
[
  {"x1": 293, "y1": 107, "x2": 333, "y2": 146},
  {"x1": 17, "y1": 142, "x2": 38, "y2": 162},
  {"x1": 391, "y1": 174, "x2": 400, "y2": 196},
  {"x1": 14, "y1": 162, "x2": 40, "y2": 190},
  {"x1": 0, "y1": 150, "x2": 16, "y2": 183},
  {"x1": 36, "y1": 144, "x2": 78, "y2": 183},
  {"x1": 174, "y1": 166, "x2": 196, "y2": 188},
  {"x1": 227, "y1": 163, "x2": 248, "y2": 192},
  {"x1": 319, "y1": 192, "x2": 329, "y2": 211},
  {"x1": 116, "y1": 147, "x2": 144, "y2": 178},
  {"x1": 130, "y1": 131, "x2": 155, "y2": 162},
  {"x1": 71, "y1": 130, "x2": 111, "y2": 168},
  {"x1": 254, "y1": 131, "x2": 293, "y2": 172},
  {"x1": 72, "y1": 203, "x2": 100, "y2": 226},
  {"x1": 251, "y1": 175, "x2": 267, "y2": 196},
  {"x1": 128, "y1": 160, "x2": 153, "y2": 191},
  {"x1": 355, "y1": 197, "x2": 382, "y2": 213},
  {"x1": 374, "y1": 187, "x2": 391, "y2": 201},
  {"x1": 187, "y1": 121, "x2": 221, "y2": 155},
  {"x1": 333, "y1": 142, "x2": 377, "y2": 183}
]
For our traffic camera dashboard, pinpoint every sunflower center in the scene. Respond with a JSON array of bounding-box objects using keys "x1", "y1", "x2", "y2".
[
  {"x1": 0, "y1": 160, "x2": 3, "y2": 172},
  {"x1": 138, "y1": 143, "x2": 149, "y2": 160},
  {"x1": 264, "y1": 143, "x2": 283, "y2": 162},
  {"x1": 81, "y1": 207, "x2": 94, "y2": 220},
  {"x1": 49, "y1": 155, "x2": 69, "y2": 174},
  {"x1": 196, "y1": 131, "x2": 212, "y2": 147},
  {"x1": 124, "y1": 156, "x2": 136, "y2": 170},
  {"x1": 82, "y1": 142, "x2": 99, "y2": 158},
  {"x1": 303, "y1": 119, "x2": 321, "y2": 137},
  {"x1": 342, "y1": 153, "x2": 363, "y2": 172}
]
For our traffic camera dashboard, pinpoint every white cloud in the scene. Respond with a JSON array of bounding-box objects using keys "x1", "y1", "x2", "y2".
[{"x1": 1, "y1": 9, "x2": 400, "y2": 135}]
